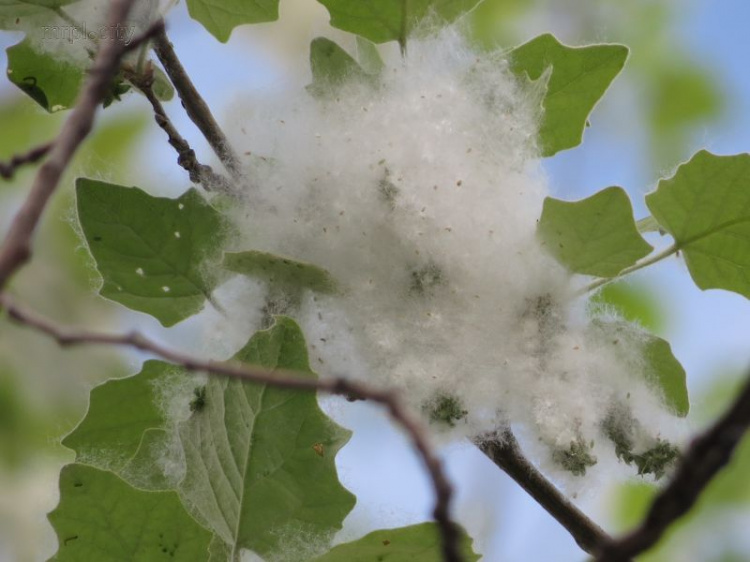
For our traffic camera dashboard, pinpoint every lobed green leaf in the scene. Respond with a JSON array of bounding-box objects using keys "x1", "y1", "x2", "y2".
[
  {"x1": 642, "y1": 335, "x2": 689, "y2": 417},
  {"x1": 312, "y1": 522, "x2": 482, "y2": 561},
  {"x1": 186, "y1": 0, "x2": 279, "y2": 42},
  {"x1": 509, "y1": 33, "x2": 628, "y2": 156},
  {"x1": 224, "y1": 249, "x2": 338, "y2": 294},
  {"x1": 178, "y1": 317, "x2": 356, "y2": 557},
  {"x1": 48, "y1": 463, "x2": 213, "y2": 561},
  {"x1": 308, "y1": 37, "x2": 371, "y2": 97},
  {"x1": 595, "y1": 321, "x2": 688, "y2": 417},
  {"x1": 61, "y1": 361, "x2": 171, "y2": 473},
  {"x1": 646, "y1": 150, "x2": 750, "y2": 300},
  {"x1": 316, "y1": 0, "x2": 483, "y2": 48},
  {"x1": 537, "y1": 186, "x2": 652, "y2": 277},
  {"x1": 76, "y1": 179, "x2": 228, "y2": 326},
  {"x1": 6, "y1": 38, "x2": 85, "y2": 112}
]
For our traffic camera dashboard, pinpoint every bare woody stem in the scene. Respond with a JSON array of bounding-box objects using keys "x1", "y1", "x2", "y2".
[
  {"x1": 0, "y1": 293, "x2": 464, "y2": 562},
  {"x1": 597, "y1": 369, "x2": 750, "y2": 561},
  {"x1": 126, "y1": 66, "x2": 232, "y2": 193},
  {"x1": 0, "y1": 142, "x2": 53, "y2": 180},
  {"x1": 152, "y1": 28, "x2": 242, "y2": 181},
  {"x1": 473, "y1": 429, "x2": 615, "y2": 558},
  {"x1": 0, "y1": 4, "x2": 162, "y2": 290}
]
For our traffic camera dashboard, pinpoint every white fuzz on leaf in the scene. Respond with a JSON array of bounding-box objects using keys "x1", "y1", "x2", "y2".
[{"x1": 222, "y1": 28, "x2": 684, "y2": 477}]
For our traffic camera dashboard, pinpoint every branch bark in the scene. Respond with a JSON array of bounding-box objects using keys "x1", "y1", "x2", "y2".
[
  {"x1": 0, "y1": 293, "x2": 463, "y2": 562},
  {"x1": 0, "y1": 142, "x2": 53, "y2": 180},
  {"x1": 597, "y1": 370, "x2": 750, "y2": 561},
  {"x1": 152, "y1": 28, "x2": 242, "y2": 182},
  {"x1": 474, "y1": 429, "x2": 615, "y2": 557},
  {"x1": 126, "y1": 65, "x2": 232, "y2": 193},
  {"x1": 0, "y1": 4, "x2": 162, "y2": 289}
]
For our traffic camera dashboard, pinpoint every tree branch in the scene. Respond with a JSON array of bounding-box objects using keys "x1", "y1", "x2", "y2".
[
  {"x1": 126, "y1": 65, "x2": 232, "y2": 193},
  {"x1": 0, "y1": 3, "x2": 162, "y2": 290},
  {"x1": 474, "y1": 429, "x2": 615, "y2": 557},
  {"x1": 0, "y1": 292, "x2": 463, "y2": 562},
  {"x1": 0, "y1": 142, "x2": 53, "y2": 180},
  {"x1": 596, "y1": 370, "x2": 750, "y2": 561},
  {"x1": 152, "y1": 28, "x2": 242, "y2": 182}
]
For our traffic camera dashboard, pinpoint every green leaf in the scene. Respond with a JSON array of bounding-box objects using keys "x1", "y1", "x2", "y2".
[
  {"x1": 312, "y1": 522, "x2": 482, "y2": 561},
  {"x1": 356, "y1": 36, "x2": 384, "y2": 75},
  {"x1": 537, "y1": 186, "x2": 653, "y2": 277},
  {"x1": 151, "y1": 64, "x2": 175, "y2": 102},
  {"x1": 224, "y1": 250, "x2": 338, "y2": 294},
  {"x1": 0, "y1": 0, "x2": 78, "y2": 28},
  {"x1": 48, "y1": 463, "x2": 213, "y2": 561},
  {"x1": 636, "y1": 215, "x2": 662, "y2": 234},
  {"x1": 316, "y1": 0, "x2": 483, "y2": 48},
  {"x1": 308, "y1": 37, "x2": 371, "y2": 97},
  {"x1": 589, "y1": 281, "x2": 664, "y2": 332},
  {"x1": 62, "y1": 361, "x2": 171, "y2": 472},
  {"x1": 646, "y1": 150, "x2": 750, "y2": 300},
  {"x1": 76, "y1": 179, "x2": 228, "y2": 327},
  {"x1": 186, "y1": 0, "x2": 279, "y2": 42},
  {"x1": 6, "y1": 38, "x2": 85, "y2": 112},
  {"x1": 594, "y1": 321, "x2": 688, "y2": 417},
  {"x1": 509, "y1": 33, "x2": 628, "y2": 156},
  {"x1": 178, "y1": 317, "x2": 356, "y2": 557},
  {"x1": 642, "y1": 335, "x2": 689, "y2": 417}
]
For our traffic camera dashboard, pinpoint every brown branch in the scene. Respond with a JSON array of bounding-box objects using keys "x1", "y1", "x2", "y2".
[
  {"x1": 474, "y1": 429, "x2": 614, "y2": 558},
  {"x1": 0, "y1": 3, "x2": 162, "y2": 290},
  {"x1": 152, "y1": 28, "x2": 242, "y2": 182},
  {"x1": 0, "y1": 293, "x2": 463, "y2": 562},
  {"x1": 596, "y1": 370, "x2": 750, "y2": 561},
  {"x1": 0, "y1": 142, "x2": 53, "y2": 180},
  {"x1": 126, "y1": 65, "x2": 232, "y2": 193}
]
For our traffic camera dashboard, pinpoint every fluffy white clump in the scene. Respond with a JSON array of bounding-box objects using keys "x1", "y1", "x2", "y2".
[{"x1": 222, "y1": 29, "x2": 681, "y2": 468}]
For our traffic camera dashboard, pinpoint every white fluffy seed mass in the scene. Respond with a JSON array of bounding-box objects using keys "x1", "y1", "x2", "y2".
[{"x1": 224, "y1": 29, "x2": 681, "y2": 458}]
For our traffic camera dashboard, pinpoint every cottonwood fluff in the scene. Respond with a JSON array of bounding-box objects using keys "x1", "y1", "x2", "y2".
[{"x1": 223, "y1": 28, "x2": 681, "y2": 473}]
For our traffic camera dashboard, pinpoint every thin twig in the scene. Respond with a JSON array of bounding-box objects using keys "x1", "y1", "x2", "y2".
[
  {"x1": 0, "y1": 293, "x2": 463, "y2": 562},
  {"x1": 0, "y1": 4, "x2": 162, "y2": 289},
  {"x1": 126, "y1": 65, "x2": 232, "y2": 193},
  {"x1": 596, "y1": 370, "x2": 750, "y2": 561},
  {"x1": 152, "y1": 28, "x2": 242, "y2": 182},
  {"x1": 474, "y1": 429, "x2": 614, "y2": 557},
  {"x1": 0, "y1": 142, "x2": 53, "y2": 180}
]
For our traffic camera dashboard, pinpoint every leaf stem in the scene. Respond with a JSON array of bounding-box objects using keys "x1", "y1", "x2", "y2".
[
  {"x1": 576, "y1": 243, "x2": 679, "y2": 296},
  {"x1": 636, "y1": 215, "x2": 661, "y2": 234}
]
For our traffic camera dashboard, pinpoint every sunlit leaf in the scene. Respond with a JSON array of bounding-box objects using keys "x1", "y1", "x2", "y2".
[
  {"x1": 509, "y1": 33, "x2": 628, "y2": 156},
  {"x1": 642, "y1": 336, "x2": 688, "y2": 416},
  {"x1": 537, "y1": 186, "x2": 652, "y2": 277},
  {"x1": 647, "y1": 150, "x2": 750, "y2": 300},
  {"x1": 316, "y1": 0, "x2": 483, "y2": 48},
  {"x1": 186, "y1": 0, "x2": 279, "y2": 42}
]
